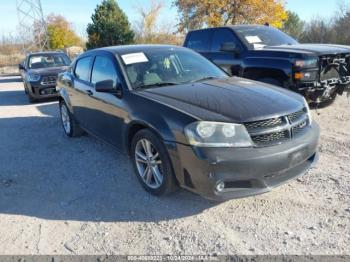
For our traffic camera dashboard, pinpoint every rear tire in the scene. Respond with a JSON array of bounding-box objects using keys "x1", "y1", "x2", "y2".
[
  {"x1": 59, "y1": 100, "x2": 84, "y2": 137},
  {"x1": 130, "y1": 129, "x2": 178, "y2": 196}
]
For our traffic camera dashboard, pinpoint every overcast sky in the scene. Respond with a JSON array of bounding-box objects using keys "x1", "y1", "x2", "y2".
[{"x1": 0, "y1": 0, "x2": 348, "y2": 37}]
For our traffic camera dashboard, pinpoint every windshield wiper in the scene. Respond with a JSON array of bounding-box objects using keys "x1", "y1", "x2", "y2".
[
  {"x1": 189, "y1": 76, "x2": 220, "y2": 83},
  {"x1": 134, "y1": 82, "x2": 179, "y2": 90}
]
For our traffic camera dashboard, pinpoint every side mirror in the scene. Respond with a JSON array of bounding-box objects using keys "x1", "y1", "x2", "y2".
[
  {"x1": 220, "y1": 42, "x2": 240, "y2": 54},
  {"x1": 18, "y1": 63, "x2": 25, "y2": 70},
  {"x1": 95, "y1": 80, "x2": 122, "y2": 98}
]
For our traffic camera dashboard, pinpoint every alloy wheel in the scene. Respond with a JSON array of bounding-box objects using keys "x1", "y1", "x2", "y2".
[
  {"x1": 134, "y1": 138, "x2": 163, "y2": 189},
  {"x1": 60, "y1": 103, "x2": 71, "y2": 134}
]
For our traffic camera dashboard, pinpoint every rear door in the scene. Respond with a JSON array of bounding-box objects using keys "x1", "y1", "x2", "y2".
[
  {"x1": 70, "y1": 55, "x2": 94, "y2": 130},
  {"x1": 207, "y1": 28, "x2": 243, "y2": 76}
]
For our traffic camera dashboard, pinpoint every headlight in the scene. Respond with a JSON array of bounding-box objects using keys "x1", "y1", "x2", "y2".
[
  {"x1": 295, "y1": 57, "x2": 318, "y2": 68},
  {"x1": 303, "y1": 98, "x2": 312, "y2": 125},
  {"x1": 184, "y1": 121, "x2": 253, "y2": 147},
  {"x1": 27, "y1": 73, "x2": 41, "y2": 82}
]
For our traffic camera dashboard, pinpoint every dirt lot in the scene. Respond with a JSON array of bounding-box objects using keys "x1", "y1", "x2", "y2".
[{"x1": 0, "y1": 76, "x2": 349, "y2": 255}]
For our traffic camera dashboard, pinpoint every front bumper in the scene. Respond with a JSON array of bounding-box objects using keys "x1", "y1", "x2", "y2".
[
  {"x1": 296, "y1": 80, "x2": 350, "y2": 101},
  {"x1": 169, "y1": 122, "x2": 320, "y2": 201},
  {"x1": 26, "y1": 81, "x2": 59, "y2": 99},
  {"x1": 293, "y1": 71, "x2": 350, "y2": 102}
]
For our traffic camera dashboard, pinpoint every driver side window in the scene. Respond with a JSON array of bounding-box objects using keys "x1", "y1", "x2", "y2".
[
  {"x1": 91, "y1": 56, "x2": 119, "y2": 86},
  {"x1": 211, "y1": 29, "x2": 240, "y2": 52}
]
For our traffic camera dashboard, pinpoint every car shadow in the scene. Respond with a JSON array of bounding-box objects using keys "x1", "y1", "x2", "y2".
[{"x1": 0, "y1": 101, "x2": 217, "y2": 223}]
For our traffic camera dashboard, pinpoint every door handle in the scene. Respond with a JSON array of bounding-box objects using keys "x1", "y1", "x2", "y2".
[{"x1": 85, "y1": 90, "x2": 93, "y2": 96}]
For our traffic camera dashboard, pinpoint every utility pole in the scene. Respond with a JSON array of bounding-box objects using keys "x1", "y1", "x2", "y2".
[{"x1": 16, "y1": 0, "x2": 49, "y2": 52}]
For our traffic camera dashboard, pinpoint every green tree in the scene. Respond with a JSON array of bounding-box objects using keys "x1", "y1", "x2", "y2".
[
  {"x1": 87, "y1": 0, "x2": 135, "y2": 49},
  {"x1": 46, "y1": 14, "x2": 83, "y2": 49},
  {"x1": 282, "y1": 11, "x2": 304, "y2": 41}
]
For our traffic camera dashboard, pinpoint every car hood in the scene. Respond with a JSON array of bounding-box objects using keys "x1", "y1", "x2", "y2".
[
  {"x1": 27, "y1": 66, "x2": 69, "y2": 76},
  {"x1": 262, "y1": 44, "x2": 350, "y2": 56},
  {"x1": 138, "y1": 77, "x2": 305, "y2": 123}
]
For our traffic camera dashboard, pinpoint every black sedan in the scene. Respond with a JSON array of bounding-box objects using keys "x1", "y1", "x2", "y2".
[
  {"x1": 57, "y1": 45, "x2": 320, "y2": 201},
  {"x1": 19, "y1": 51, "x2": 70, "y2": 102}
]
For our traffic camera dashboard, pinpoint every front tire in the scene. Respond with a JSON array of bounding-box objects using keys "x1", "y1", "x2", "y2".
[
  {"x1": 312, "y1": 94, "x2": 337, "y2": 108},
  {"x1": 27, "y1": 94, "x2": 36, "y2": 103},
  {"x1": 131, "y1": 129, "x2": 177, "y2": 196},
  {"x1": 59, "y1": 100, "x2": 84, "y2": 137}
]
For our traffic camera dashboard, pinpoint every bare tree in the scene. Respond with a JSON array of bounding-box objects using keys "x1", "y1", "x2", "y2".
[
  {"x1": 134, "y1": 0, "x2": 182, "y2": 45},
  {"x1": 333, "y1": 1, "x2": 350, "y2": 44},
  {"x1": 134, "y1": 0, "x2": 164, "y2": 43},
  {"x1": 300, "y1": 16, "x2": 336, "y2": 43}
]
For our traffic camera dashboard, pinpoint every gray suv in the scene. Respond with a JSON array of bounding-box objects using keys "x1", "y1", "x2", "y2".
[{"x1": 19, "y1": 51, "x2": 70, "y2": 103}]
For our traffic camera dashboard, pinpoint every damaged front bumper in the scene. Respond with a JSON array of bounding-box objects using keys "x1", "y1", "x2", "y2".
[
  {"x1": 295, "y1": 58, "x2": 350, "y2": 103},
  {"x1": 296, "y1": 79, "x2": 350, "y2": 103}
]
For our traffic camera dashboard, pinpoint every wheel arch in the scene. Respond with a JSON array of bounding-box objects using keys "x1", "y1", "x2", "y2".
[
  {"x1": 242, "y1": 57, "x2": 292, "y2": 86},
  {"x1": 243, "y1": 67, "x2": 289, "y2": 84},
  {"x1": 58, "y1": 88, "x2": 73, "y2": 113},
  {"x1": 125, "y1": 120, "x2": 166, "y2": 156}
]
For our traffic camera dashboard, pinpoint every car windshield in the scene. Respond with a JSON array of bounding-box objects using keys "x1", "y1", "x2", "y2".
[
  {"x1": 234, "y1": 26, "x2": 299, "y2": 50},
  {"x1": 28, "y1": 54, "x2": 70, "y2": 69},
  {"x1": 120, "y1": 48, "x2": 228, "y2": 90}
]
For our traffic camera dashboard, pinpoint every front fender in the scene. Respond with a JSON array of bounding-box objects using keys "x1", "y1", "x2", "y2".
[
  {"x1": 124, "y1": 109, "x2": 190, "y2": 148},
  {"x1": 123, "y1": 92, "x2": 197, "y2": 148},
  {"x1": 242, "y1": 57, "x2": 292, "y2": 81}
]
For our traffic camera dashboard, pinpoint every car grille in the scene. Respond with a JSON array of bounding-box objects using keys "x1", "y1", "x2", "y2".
[
  {"x1": 251, "y1": 130, "x2": 290, "y2": 145},
  {"x1": 245, "y1": 117, "x2": 282, "y2": 131},
  {"x1": 292, "y1": 121, "x2": 308, "y2": 136},
  {"x1": 288, "y1": 109, "x2": 305, "y2": 123},
  {"x1": 244, "y1": 108, "x2": 310, "y2": 147},
  {"x1": 41, "y1": 76, "x2": 57, "y2": 86}
]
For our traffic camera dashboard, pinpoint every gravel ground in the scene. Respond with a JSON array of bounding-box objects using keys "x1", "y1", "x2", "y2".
[{"x1": 0, "y1": 76, "x2": 349, "y2": 255}]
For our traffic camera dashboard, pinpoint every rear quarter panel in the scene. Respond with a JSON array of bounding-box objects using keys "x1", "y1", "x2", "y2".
[{"x1": 57, "y1": 72, "x2": 74, "y2": 112}]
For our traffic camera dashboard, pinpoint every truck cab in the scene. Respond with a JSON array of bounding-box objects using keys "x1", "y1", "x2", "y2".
[{"x1": 184, "y1": 25, "x2": 350, "y2": 107}]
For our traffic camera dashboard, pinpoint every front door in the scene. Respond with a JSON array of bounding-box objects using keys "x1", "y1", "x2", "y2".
[
  {"x1": 207, "y1": 28, "x2": 243, "y2": 76},
  {"x1": 84, "y1": 54, "x2": 126, "y2": 148}
]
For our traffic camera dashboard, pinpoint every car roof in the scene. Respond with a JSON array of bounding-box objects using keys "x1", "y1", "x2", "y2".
[
  {"x1": 83, "y1": 44, "x2": 187, "y2": 56},
  {"x1": 189, "y1": 24, "x2": 271, "y2": 33},
  {"x1": 27, "y1": 51, "x2": 67, "y2": 56}
]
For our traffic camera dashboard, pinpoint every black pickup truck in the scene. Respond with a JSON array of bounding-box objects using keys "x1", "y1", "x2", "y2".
[{"x1": 184, "y1": 25, "x2": 350, "y2": 107}]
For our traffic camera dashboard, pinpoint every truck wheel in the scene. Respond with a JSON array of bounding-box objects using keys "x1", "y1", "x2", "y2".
[
  {"x1": 311, "y1": 94, "x2": 337, "y2": 109},
  {"x1": 258, "y1": 78, "x2": 283, "y2": 87}
]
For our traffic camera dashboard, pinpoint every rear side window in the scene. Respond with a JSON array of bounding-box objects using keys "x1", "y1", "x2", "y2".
[
  {"x1": 185, "y1": 30, "x2": 211, "y2": 52},
  {"x1": 75, "y1": 56, "x2": 92, "y2": 82},
  {"x1": 91, "y1": 56, "x2": 118, "y2": 86},
  {"x1": 211, "y1": 29, "x2": 240, "y2": 52}
]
